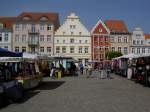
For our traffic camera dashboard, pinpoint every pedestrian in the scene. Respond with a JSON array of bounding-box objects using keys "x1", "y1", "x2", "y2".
[
  {"x1": 106, "y1": 62, "x2": 111, "y2": 79},
  {"x1": 87, "y1": 64, "x2": 92, "y2": 78},
  {"x1": 50, "y1": 63, "x2": 55, "y2": 77},
  {"x1": 84, "y1": 65, "x2": 88, "y2": 75},
  {"x1": 79, "y1": 62, "x2": 84, "y2": 75}
]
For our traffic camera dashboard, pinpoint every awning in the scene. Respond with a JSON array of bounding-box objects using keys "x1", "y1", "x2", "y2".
[{"x1": 0, "y1": 48, "x2": 22, "y2": 57}]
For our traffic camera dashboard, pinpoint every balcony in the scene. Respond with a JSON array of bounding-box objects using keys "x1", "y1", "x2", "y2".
[{"x1": 28, "y1": 29, "x2": 39, "y2": 34}]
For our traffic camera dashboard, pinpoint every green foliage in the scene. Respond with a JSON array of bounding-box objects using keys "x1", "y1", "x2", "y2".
[{"x1": 106, "y1": 51, "x2": 123, "y2": 60}]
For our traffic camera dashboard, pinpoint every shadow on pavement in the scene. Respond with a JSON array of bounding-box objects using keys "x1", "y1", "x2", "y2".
[
  {"x1": 36, "y1": 81, "x2": 65, "y2": 90},
  {"x1": 20, "y1": 91, "x2": 40, "y2": 103}
]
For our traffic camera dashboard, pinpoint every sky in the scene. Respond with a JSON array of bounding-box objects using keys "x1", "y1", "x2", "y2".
[{"x1": 0, "y1": 0, "x2": 150, "y2": 33}]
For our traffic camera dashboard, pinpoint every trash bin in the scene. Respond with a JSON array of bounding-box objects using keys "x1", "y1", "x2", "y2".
[{"x1": 58, "y1": 71, "x2": 62, "y2": 78}]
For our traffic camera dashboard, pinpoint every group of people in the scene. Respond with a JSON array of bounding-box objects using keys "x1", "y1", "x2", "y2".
[{"x1": 49, "y1": 61, "x2": 112, "y2": 79}]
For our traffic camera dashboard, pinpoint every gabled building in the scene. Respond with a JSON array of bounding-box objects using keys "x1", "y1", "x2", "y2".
[
  {"x1": 91, "y1": 19, "x2": 110, "y2": 61},
  {"x1": 0, "y1": 17, "x2": 15, "y2": 51},
  {"x1": 145, "y1": 34, "x2": 150, "y2": 53},
  {"x1": 105, "y1": 20, "x2": 130, "y2": 55},
  {"x1": 54, "y1": 13, "x2": 91, "y2": 66},
  {"x1": 12, "y1": 12, "x2": 60, "y2": 56},
  {"x1": 130, "y1": 27, "x2": 147, "y2": 54}
]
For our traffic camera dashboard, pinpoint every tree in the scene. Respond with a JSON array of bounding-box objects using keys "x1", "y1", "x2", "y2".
[{"x1": 106, "y1": 51, "x2": 123, "y2": 60}]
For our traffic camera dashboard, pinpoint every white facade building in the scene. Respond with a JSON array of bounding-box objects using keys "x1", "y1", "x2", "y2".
[
  {"x1": 54, "y1": 13, "x2": 91, "y2": 66},
  {"x1": 0, "y1": 23, "x2": 12, "y2": 51},
  {"x1": 131, "y1": 27, "x2": 148, "y2": 54},
  {"x1": 12, "y1": 12, "x2": 59, "y2": 56}
]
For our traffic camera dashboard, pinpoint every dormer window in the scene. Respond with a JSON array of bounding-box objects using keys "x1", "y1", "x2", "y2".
[
  {"x1": 23, "y1": 16, "x2": 31, "y2": 20},
  {"x1": 40, "y1": 16, "x2": 48, "y2": 21},
  {"x1": 0, "y1": 23, "x2": 3, "y2": 29}
]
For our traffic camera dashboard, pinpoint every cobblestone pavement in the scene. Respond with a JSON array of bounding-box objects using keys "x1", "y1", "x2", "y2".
[{"x1": 1, "y1": 72, "x2": 150, "y2": 112}]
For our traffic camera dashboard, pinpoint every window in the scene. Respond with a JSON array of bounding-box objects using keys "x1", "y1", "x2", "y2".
[
  {"x1": 22, "y1": 47, "x2": 26, "y2": 52},
  {"x1": 4, "y1": 46, "x2": 8, "y2": 50},
  {"x1": 40, "y1": 17, "x2": 48, "y2": 21},
  {"x1": 124, "y1": 37, "x2": 127, "y2": 43},
  {"x1": 40, "y1": 47, "x2": 44, "y2": 52},
  {"x1": 63, "y1": 40, "x2": 65, "y2": 43},
  {"x1": 105, "y1": 37, "x2": 108, "y2": 42},
  {"x1": 47, "y1": 35, "x2": 51, "y2": 42},
  {"x1": 15, "y1": 24, "x2": 20, "y2": 31},
  {"x1": 132, "y1": 48, "x2": 135, "y2": 53},
  {"x1": 85, "y1": 59, "x2": 89, "y2": 66},
  {"x1": 111, "y1": 37, "x2": 114, "y2": 42},
  {"x1": 141, "y1": 40, "x2": 143, "y2": 45},
  {"x1": 62, "y1": 46, "x2": 66, "y2": 53},
  {"x1": 70, "y1": 25, "x2": 76, "y2": 29},
  {"x1": 118, "y1": 37, "x2": 121, "y2": 43},
  {"x1": 79, "y1": 32, "x2": 82, "y2": 35},
  {"x1": 112, "y1": 47, "x2": 115, "y2": 51},
  {"x1": 105, "y1": 47, "x2": 109, "y2": 52},
  {"x1": 0, "y1": 33, "x2": 2, "y2": 41},
  {"x1": 133, "y1": 40, "x2": 136, "y2": 45},
  {"x1": 124, "y1": 47, "x2": 128, "y2": 54},
  {"x1": 70, "y1": 38, "x2": 74, "y2": 43},
  {"x1": 63, "y1": 32, "x2": 65, "y2": 35},
  {"x1": 137, "y1": 40, "x2": 140, "y2": 45},
  {"x1": 40, "y1": 24, "x2": 45, "y2": 30},
  {"x1": 79, "y1": 40, "x2": 82, "y2": 43},
  {"x1": 84, "y1": 47, "x2": 89, "y2": 53},
  {"x1": 85, "y1": 40, "x2": 88, "y2": 43},
  {"x1": 56, "y1": 46, "x2": 60, "y2": 53},
  {"x1": 71, "y1": 32, "x2": 73, "y2": 35},
  {"x1": 22, "y1": 24, "x2": 26, "y2": 30},
  {"x1": 0, "y1": 23, "x2": 3, "y2": 29},
  {"x1": 22, "y1": 35, "x2": 26, "y2": 42},
  {"x1": 47, "y1": 24, "x2": 52, "y2": 31},
  {"x1": 4, "y1": 33, "x2": 8, "y2": 42},
  {"x1": 142, "y1": 48, "x2": 145, "y2": 53},
  {"x1": 15, "y1": 47, "x2": 19, "y2": 52},
  {"x1": 148, "y1": 48, "x2": 150, "y2": 53},
  {"x1": 47, "y1": 47, "x2": 51, "y2": 53},
  {"x1": 15, "y1": 35, "x2": 19, "y2": 42},
  {"x1": 70, "y1": 47, "x2": 74, "y2": 53},
  {"x1": 57, "y1": 40, "x2": 59, "y2": 43},
  {"x1": 99, "y1": 47, "x2": 103, "y2": 51},
  {"x1": 137, "y1": 48, "x2": 140, "y2": 54},
  {"x1": 79, "y1": 47, "x2": 82, "y2": 53},
  {"x1": 40, "y1": 35, "x2": 44, "y2": 42},
  {"x1": 118, "y1": 47, "x2": 121, "y2": 52}
]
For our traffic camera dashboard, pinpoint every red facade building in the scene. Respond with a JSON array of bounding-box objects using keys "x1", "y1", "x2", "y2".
[{"x1": 91, "y1": 20, "x2": 110, "y2": 61}]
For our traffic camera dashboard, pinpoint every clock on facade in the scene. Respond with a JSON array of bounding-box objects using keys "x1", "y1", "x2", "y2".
[{"x1": 99, "y1": 28, "x2": 103, "y2": 32}]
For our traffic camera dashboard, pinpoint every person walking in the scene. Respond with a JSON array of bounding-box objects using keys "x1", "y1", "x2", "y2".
[
  {"x1": 87, "y1": 64, "x2": 92, "y2": 78},
  {"x1": 106, "y1": 62, "x2": 111, "y2": 79},
  {"x1": 79, "y1": 62, "x2": 84, "y2": 75},
  {"x1": 50, "y1": 63, "x2": 55, "y2": 77}
]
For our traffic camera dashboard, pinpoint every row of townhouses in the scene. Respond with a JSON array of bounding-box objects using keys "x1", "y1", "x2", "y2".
[{"x1": 0, "y1": 12, "x2": 150, "y2": 65}]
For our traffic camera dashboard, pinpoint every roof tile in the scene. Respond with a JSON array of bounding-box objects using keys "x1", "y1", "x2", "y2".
[{"x1": 105, "y1": 20, "x2": 129, "y2": 33}]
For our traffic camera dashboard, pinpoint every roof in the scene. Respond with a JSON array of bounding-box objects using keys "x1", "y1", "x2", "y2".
[
  {"x1": 0, "y1": 12, "x2": 60, "y2": 31},
  {"x1": 17, "y1": 12, "x2": 60, "y2": 31},
  {"x1": 0, "y1": 17, "x2": 16, "y2": 29},
  {"x1": 91, "y1": 19, "x2": 110, "y2": 34},
  {"x1": 105, "y1": 20, "x2": 129, "y2": 33},
  {"x1": 145, "y1": 34, "x2": 150, "y2": 39}
]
